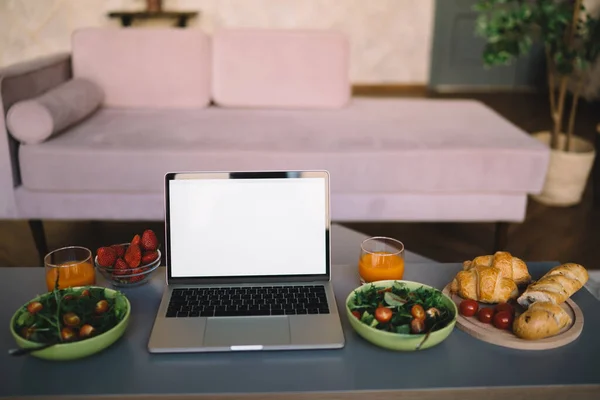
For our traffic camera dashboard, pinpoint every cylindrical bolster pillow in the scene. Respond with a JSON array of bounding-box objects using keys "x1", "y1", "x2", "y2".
[{"x1": 6, "y1": 78, "x2": 104, "y2": 144}]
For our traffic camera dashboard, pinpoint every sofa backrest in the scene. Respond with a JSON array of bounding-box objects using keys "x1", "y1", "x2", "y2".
[
  {"x1": 212, "y1": 28, "x2": 350, "y2": 109},
  {"x1": 72, "y1": 28, "x2": 210, "y2": 108}
]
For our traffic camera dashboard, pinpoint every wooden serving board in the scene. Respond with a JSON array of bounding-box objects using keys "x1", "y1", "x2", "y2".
[{"x1": 442, "y1": 284, "x2": 584, "y2": 350}]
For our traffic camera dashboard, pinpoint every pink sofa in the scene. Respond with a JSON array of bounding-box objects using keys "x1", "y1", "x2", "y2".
[{"x1": 0, "y1": 28, "x2": 550, "y2": 258}]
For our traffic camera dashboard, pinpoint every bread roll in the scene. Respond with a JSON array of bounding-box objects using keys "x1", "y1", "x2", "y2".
[
  {"x1": 513, "y1": 302, "x2": 572, "y2": 340},
  {"x1": 463, "y1": 251, "x2": 531, "y2": 285},
  {"x1": 517, "y1": 263, "x2": 589, "y2": 308},
  {"x1": 450, "y1": 265, "x2": 518, "y2": 304}
]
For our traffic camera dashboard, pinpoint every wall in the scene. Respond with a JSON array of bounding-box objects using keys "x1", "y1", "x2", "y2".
[
  {"x1": 583, "y1": 0, "x2": 600, "y2": 99},
  {"x1": 0, "y1": 0, "x2": 435, "y2": 84}
]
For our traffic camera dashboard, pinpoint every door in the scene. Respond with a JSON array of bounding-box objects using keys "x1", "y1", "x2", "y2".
[{"x1": 429, "y1": 0, "x2": 545, "y2": 90}]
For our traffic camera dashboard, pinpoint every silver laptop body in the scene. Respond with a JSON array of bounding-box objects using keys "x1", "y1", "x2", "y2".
[{"x1": 148, "y1": 171, "x2": 345, "y2": 353}]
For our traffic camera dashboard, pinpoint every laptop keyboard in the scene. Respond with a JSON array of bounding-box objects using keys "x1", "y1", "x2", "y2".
[{"x1": 166, "y1": 285, "x2": 330, "y2": 318}]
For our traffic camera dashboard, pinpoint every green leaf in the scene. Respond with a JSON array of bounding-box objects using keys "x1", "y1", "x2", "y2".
[
  {"x1": 90, "y1": 287, "x2": 106, "y2": 298},
  {"x1": 391, "y1": 309, "x2": 412, "y2": 326},
  {"x1": 360, "y1": 311, "x2": 375, "y2": 326},
  {"x1": 384, "y1": 292, "x2": 407, "y2": 307},
  {"x1": 473, "y1": 0, "x2": 600, "y2": 79},
  {"x1": 391, "y1": 281, "x2": 409, "y2": 297},
  {"x1": 396, "y1": 324, "x2": 411, "y2": 334},
  {"x1": 114, "y1": 293, "x2": 128, "y2": 320},
  {"x1": 348, "y1": 304, "x2": 366, "y2": 311},
  {"x1": 16, "y1": 311, "x2": 34, "y2": 327}
]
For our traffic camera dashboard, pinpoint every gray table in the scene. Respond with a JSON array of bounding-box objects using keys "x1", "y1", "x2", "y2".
[{"x1": 1, "y1": 262, "x2": 599, "y2": 400}]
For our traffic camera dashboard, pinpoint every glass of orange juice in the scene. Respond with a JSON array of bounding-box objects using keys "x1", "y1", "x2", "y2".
[
  {"x1": 358, "y1": 237, "x2": 405, "y2": 284},
  {"x1": 44, "y1": 246, "x2": 96, "y2": 292}
]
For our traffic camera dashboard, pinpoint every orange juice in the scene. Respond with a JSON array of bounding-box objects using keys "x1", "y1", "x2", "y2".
[
  {"x1": 46, "y1": 261, "x2": 96, "y2": 291},
  {"x1": 358, "y1": 251, "x2": 405, "y2": 283}
]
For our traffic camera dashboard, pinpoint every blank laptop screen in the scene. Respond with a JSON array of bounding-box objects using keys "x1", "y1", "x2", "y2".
[{"x1": 168, "y1": 176, "x2": 328, "y2": 278}]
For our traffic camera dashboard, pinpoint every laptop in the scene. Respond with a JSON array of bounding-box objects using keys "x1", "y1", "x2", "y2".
[{"x1": 148, "y1": 170, "x2": 345, "y2": 353}]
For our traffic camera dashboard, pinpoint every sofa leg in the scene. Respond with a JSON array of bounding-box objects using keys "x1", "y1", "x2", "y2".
[
  {"x1": 593, "y1": 124, "x2": 600, "y2": 207},
  {"x1": 28, "y1": 219, "x2": 48, "y2": 266},
  {"x1": 494, "y1": 222, "x2": 509, "y2": 252}
]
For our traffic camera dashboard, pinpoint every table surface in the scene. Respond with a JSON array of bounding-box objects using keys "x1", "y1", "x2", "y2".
[{"x1": 1, "y1": 262, "x2": 599, "y2": 400}]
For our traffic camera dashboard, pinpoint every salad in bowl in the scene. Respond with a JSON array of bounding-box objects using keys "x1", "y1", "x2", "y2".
[{"x1": 346, "y1": 280, "x2": 457, "y2": 351}]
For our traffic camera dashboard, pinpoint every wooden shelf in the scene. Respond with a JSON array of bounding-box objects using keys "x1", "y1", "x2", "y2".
[{"x1": 107, "y1": 10, "x2": 199, "y2": 27}]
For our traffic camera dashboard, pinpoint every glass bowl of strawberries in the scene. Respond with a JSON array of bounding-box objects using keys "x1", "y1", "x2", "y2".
[{"x1": 94, "y1": 229, "x2": 161, "y2": 288}]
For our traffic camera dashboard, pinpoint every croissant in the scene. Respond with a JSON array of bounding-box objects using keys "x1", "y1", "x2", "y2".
[
  {"x1": 450, "y1": 265, "x2": 519, "y2": 304},
  {"x1": 517, "y1": 263, "x2": 589, "y2": 308},
  {"x1": 513, "y1": 301, "x2": 572, "y2": 340},
  {"x1": 463, "y1": 251, "x2": 531, "y2": 285}
]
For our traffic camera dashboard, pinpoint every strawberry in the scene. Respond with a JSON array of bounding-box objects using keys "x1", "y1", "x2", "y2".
[
  {"x1": 124, "y1": 244, "x2": 141, "y2": 268},
  {"x1": 112, "y1": 258, "x2": 129, "y2": 276},
  {"x1": 141, "y1": 250, "x2": 159, "y2": 265},
  {"x1": 96, "y1": 247, "x2": 117, "y2": 268},
  {"x1": 128, "y1": 268, "x2": 145, "y2": 283},
  {"x1": 111, "y1": 244, "x2": 125, "y2": 258},
  {"x1": 131, "y1": 234, "x2": 141, "y2": 247},
  {"x1": 141, "y1": 229, "x2": 158, "y2": 251}
]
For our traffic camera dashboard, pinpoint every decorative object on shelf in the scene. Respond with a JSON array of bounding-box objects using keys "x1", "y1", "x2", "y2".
[
  {"x1": 474, "y1": 0, "x2": 600, "y2": 206},
  {"x1": 107, "y1": 5, "x2": 199, "y2": 28},
  {"x1": 146, "y1": 0, "x2": 162, "y2": 13}
]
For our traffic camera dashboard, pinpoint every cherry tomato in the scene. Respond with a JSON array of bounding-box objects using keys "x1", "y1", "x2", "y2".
[
  {"x1": 495, "y1": 303, "x2": 514, "y2": 316},
  {"x1": 27, "y1": 301, "x2": 43, "y2": 315},
  {"x1": 411, "y1": 305, "x2": 426, "y2": 320},
  {"x1": 79, "y1": 324, "x2": 95, "y2": 338},
  {"x1": 63, "y1": 312, "x2": 81, "y2": 327},
  {"x1": 61, "y1": 327, "x2": 75, "y2": 341},
  {"x1": 63, "y1": 295, "x2": 74, "y2": 301},
  {"x1": 375, "y1": 306, "x2": 393, "y2": 323},
  {"x1": 410, "y1": 318, "x2": 425, "y2": 334},
  {"x1": 351, "y1": 311, "x2": 361, "y2": 319},
  {"x1": 477, "y1": 307, "x2": 495, "y2": 324},
  {"x1": 95, "y1": 300, "x2": 109, "y2": 315},
  {"x1": 459, "y1": 299, "x2": 479, "y2": 317},
  {"x1": 21, "y1": 327, "x2": 35, "y2": 340},
  {"x1": 80, "y1": 289, "x2": 91, "y2": 297},
  {"x1": 493, "y1": 311, "x2": 514, "y2": 330}
]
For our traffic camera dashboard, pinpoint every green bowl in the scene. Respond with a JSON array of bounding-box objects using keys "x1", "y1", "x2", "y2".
[
  {"x1": 10, "y1": 287, "x2": 130, "y2": 361},
  {"x1": 346, "y1": 280, "x2": 457, "y2": 351}
]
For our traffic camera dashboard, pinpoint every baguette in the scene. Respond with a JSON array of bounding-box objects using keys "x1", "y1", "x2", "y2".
[
  {"x1": 513, "y1": 302, "x2": 572, "y2": 340},
  {"x1": 517, "y1": 263, "x2": 588, "y2": 308}
]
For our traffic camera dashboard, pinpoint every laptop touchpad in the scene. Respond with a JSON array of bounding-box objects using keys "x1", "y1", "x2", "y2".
[{"x1": 204, "y1": 317, "x2": 291, "y2": 347}]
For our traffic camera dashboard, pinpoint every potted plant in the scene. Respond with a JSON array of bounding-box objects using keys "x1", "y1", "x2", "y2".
[{"x1": 474, "y1": 0, "x2": 600, "y2": 206}]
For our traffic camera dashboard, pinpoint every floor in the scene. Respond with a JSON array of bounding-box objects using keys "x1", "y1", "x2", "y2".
[{"x1": 1, "y1": 91, "x2": 599, "y2": 269}]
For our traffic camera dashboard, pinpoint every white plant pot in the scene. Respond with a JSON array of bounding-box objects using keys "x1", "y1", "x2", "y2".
[{"x1": 531, "y1": 131, "x2": 596, "y2": 206}]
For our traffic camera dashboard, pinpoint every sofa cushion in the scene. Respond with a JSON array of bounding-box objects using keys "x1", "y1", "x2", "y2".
[
  {"x1": 18, "y1": 99, "x2": 549, "y2": 195},
  {"x1": 13, "y1": 188, "x2": 529, "y2": 222},
  {"x1": 72, "y1": 28, "x2": 210, "y2": 108},
  {"x1": 212, "y1": 28, "x2": 350, "y2": 109},
  {"x1": 6, "y1": 78, "x2": 103, "y2": 144}
]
